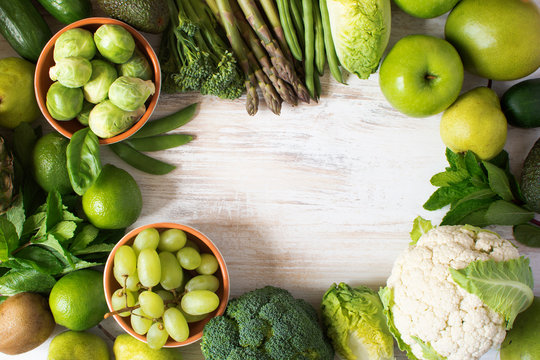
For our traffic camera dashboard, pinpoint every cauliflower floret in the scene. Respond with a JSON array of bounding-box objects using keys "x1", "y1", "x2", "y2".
[{"x1": 386, "y1": 226, "x2": 519, "y2": 360}]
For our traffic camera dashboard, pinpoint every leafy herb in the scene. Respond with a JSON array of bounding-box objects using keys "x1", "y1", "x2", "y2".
[
  {"x1": 67, "y1": 128, "x2": 102, "y2": 196},
  {"x1": 513, "y1": 223, "x2": 540, "y2": 248}
]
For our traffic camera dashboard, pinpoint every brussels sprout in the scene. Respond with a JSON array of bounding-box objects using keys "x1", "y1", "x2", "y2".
[
  {"x1": 117, "y1": 49, "x2": 152, "y2": 80},
  {"x1": 49, "y1": 56, "x2": 92, "y2": 88},
  {"x1": 54, "y1": 28, "x2": 97, "y2": 62},
  {"x1": 83, "y1": 59, "x2": 118, "y2": 104},
  {"x1": 88, "y1": 100, "x2": 145, "y2": 138},
  {"x1": 108, "y1": 76, "x2": 155, "y2": 111},
  {"x1": 94, "y1": 25, "x2": 135, "y2": 64},
  {"x1": 77, "y1": 100, "x2": 94, "y2": 126},
  {"x1": 46, "y1": 82, "x2": 84, "y2": 121}
]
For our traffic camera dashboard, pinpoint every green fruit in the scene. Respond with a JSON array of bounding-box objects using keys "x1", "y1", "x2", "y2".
[
  {"x1": 393, "y1": 0, "x2": 460, "y2": 18},
  {"x1": 379, "y1": 34, "x2": 463, "y2": 117},
  {"x1": 501, "y1": 78, "x2": 540, "y2": 129},
  {"x1": 49, "y1": 269, "x2": 109, "y2": 331},
  {"x1": 113, "y1": 334, "x2": 182, "y2": 360},
  {"x1": 500, "y1": 297, "x2": 540, "y2": 360},
  {"x1": 32, "y1": 133, "x2": 73, "y2": 195},
  {"x1": 0, "y1": 57, "x2": 40, "y2": 129},
  {"x1": 521, "y1": 138, "x2": 540, "y2": 213},
  {"x1": 97, "y1": 0, "x2": 169, "y2": 34},
  {"x1": 48, "y1": 331, "x2": 110, "y2": 360},
  {"x1": 440, "y1": 87, "x2": 507, "y2": 160},
  {"x1": 445, "y1": 0, "x2": 540, "y2": 81},
  {"x1": 0, "y1": 292, "x2": 55, "y2": 355},
  {"x1": 82, "y1": 164, "x2": 142, "y2": 229}
]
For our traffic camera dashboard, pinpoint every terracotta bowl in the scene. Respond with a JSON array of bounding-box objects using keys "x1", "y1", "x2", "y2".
[
  {"x1": 34, "y1": 17, "x2": 161, "y2": 145},
  {"x1": 103, "y1": 223, "x2": 230, "y2": 347}
]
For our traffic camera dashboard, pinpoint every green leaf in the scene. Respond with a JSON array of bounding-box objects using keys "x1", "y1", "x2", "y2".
[
  {"x1": 33, "y1": 233, "x2": 74, "y2": 267},
  {"x1": 5, "y1": 193, "x2": 25, "y2": 238},
  {"x1": 410, "y1": 217, "x2": 433, "y2": 245},
  {"x1": 66, "y1": 128, "x2": 102, "y2": 196},
  {"x1": 441, "y1": 198, "x2": 495, "y2": 225},
  {"x1": 445, "y1": 148, "x2": 466, "y2": 171},
  {"x1": 423, "y1": 180, "x2": 479, "y2": 211},
  {"x1": 430, "y1": 170, "x2": 469, "y2": 187},
  {"x1": 13, "y1": 123, "x2": 38, "y2": 169},
  {"x1": 0, "y1": 296, "x2": 6, "y2": 304},
  {"x1": 488, "y1": 150, "x2": 510, "y2": 169},
  {"x1": 70, "y1": 224, "x2": 99, "y2": 252},
  {"x1": 72, "y1": 243, "x2": 115, "y2": 256},
  {"x1": 60, "y1": 257, "x2": 102, "y2": 274},
  {"x1": 411, "y1": 337, "x2": 447, "y2": 360},
  {"x1": 482, "y1": 162, "x2": 514, "y2": 201},
  {"x1": 513, "y1": 223, "x2": 540, "y2": 248},
  {"x1": 0, "y1": 269, "x2": 56, "y2": 295},
  {"x1": 50, "y1": 221, "x2": 78, "y2": 242},
  {"x1": 46, "y1": 191, "x2": 63, "y2": 232},
  {"x1": 459, "y1": 209, "x2": 490, "y2": 227},
  {"x1": 22, "y1": 211, "x2": 46, "y2": 238},
  {"x1": 484, "y1": 201, "x2": 534, "y2": 225},
  {"x1": 449, "y1": 257, "x2": 534, "y2": 329},
  {"x1": 4, "y1": 246, "x2": 64, "y2": 275},
  {"x1": 0, "y1": 218, "x2": 19, "y2": 261},
  {"x1": 454, "y1": 189, "x2": 497, "y2": 207},
  {"x1": 464, "y1": 151, "x2": 485, "y2": 180}
]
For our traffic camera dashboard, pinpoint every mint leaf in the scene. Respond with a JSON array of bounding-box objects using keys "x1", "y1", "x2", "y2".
[
  {"x1": 45, "y1": 191, "x2": 63, "y2": 232},
  {"x1": 450, "y1": 257, "x2": 534, "y2": 329},
  {"x1": 464, "y1": 151, "x2": 485, "y2": 180},
  {"x1": 410, "y1": 217, "x2": 433, "y2": 245},
  {"x1": 50, "y1": 221, "x2": 78, "y2": 242},
  {"x1": 482, "y1": 162, "x2": 514, "y2": 201},
  {"x1": 454, "y1": 189, "x2": 497, "y2": 207},
  {"x1": 445, "y1": 148, "x2": 466, "y2": 171},
  {"x1": 6, "y1": 194, "x2": 25, "y2": 238},
  {"x1": 513, "y1": 223, "x2": 540, "y2": 248},
  {"x1": 70, "y1": 224, "x2": 99, "y2": 252},
  {"x1": 0, "y1": 218, "x2": 19, "y2": 261},
  {"x1": 441, "y1": 198, "x2": 495, "y2": 225},
  {"x1": 430, "y1": 169, "x2": 469, "y2": 187},
  {"x1": 459, "y1": 209, "x2": 490, "y2": 227},
  {"x1": 3, "y1": 247, "x2": 64, "y2": 275},
  {"x1": 0, "y1": 269, "x2": 56, "y2": 295},
  {"x1": 484, "y1": 201, "x2": 534, "y2": 225},
  {"x1": 33, "y1": 233, "x2": 74, "y2": 267},
  {"x1": 423, "y1": 180, "x2": 479, "y2": 210},
  {"x1": 72, "y1": 243, "x2": 115, "y2": 256}
]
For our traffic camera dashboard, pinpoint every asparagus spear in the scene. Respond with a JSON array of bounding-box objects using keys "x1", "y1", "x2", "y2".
[
  {"x1": 259, "y1": 0, "x2": 293, "y2": 62},
  {"x1": 245, "y1": 73, "x2": 259, "y2": 116}
]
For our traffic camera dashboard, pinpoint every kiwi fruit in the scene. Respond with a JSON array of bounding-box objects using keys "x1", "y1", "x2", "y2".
[{"x1": 0, "y1": 292, "x2": 56, "y2": 354}]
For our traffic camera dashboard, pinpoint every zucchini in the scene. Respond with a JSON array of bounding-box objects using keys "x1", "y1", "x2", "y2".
[
  {"x1": 0, "y1": 0, "x2": 52, "y2": 62},
  {"x1": 36, "y1": 0, "x2": 92, "y2": 25},
  {"x1": 501, "y1": 78, "x2": 540, "y2": 128}
]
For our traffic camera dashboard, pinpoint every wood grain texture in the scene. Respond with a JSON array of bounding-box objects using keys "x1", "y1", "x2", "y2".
[{"x1": 2, "y1": 1, "x2": 540, "y2": 359}]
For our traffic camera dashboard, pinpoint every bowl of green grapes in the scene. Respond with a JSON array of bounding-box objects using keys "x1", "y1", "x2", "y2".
[{"x1": 103, "y1": 223, "x2": 230, "y2": 349}]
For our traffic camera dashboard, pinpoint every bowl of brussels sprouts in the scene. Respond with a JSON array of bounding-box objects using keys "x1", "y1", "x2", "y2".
[
  {"x1": 103, "y1": 223, "x2": 230, "y2": 349},
  {"x1": 35, "y1": 17, "x2": 161, "y2": 144}
]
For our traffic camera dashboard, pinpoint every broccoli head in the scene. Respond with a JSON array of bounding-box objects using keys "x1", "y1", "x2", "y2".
[{"x1": 201, "y1": 286, "x2": 334, "y2": 360}]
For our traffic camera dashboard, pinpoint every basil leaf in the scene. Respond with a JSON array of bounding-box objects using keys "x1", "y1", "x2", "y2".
[
  {"x1": 450, "y1": 257, "x2": 534, "y2": 329},
  {"x1": 410, "y1": 217, "x2": 433, "y2": 245},
  {"x1": 70, "y1": 224, "x2": 99, "y2": 252},
  {"x1": 0, "y1": 218, "x2": 19, "y2": 261},
  {"x1": 482, "y1": 162, "x2": 514, "y2": 201},
  {"x1": 484, "y1": 201, "x2": 534, "y2": 225},
  {"x1": 440, "y1": 198, "x2": 495, "y2": 225},
  {"x1": 67, "y1": 128, "x2": 102, "y2": 196},
  {"x1": 513, "y1": 223, "x2": 540, "y2": 248},
  {"x1": 0, "y1": 269, "x2": 56, "y2": 295}
]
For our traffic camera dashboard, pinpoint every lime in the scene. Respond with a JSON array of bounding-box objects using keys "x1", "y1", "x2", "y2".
[
  {"x1": 82, "y1": 164, "x2": 142, "y2": 229},
  {"x1": 32, "y1": 133, "x2": 72, "y2": 194},
  {"x1": 49, "y1": 269, "x2": 108, "y2": 331}
]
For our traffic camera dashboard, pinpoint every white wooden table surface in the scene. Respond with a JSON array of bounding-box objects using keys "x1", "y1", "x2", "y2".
[{"x1": 2, "y1": 1, "x2": 539, "y2": 359}]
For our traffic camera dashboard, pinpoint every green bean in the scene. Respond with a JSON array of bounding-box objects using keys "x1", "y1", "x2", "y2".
[
  {"x1": 319, "y1": 0, "x2": 343, "y2": 83},
  {"x1": 314, "y1": 68, "x2": 321, "y2": 101},
  {"x1": 126, "y1": 134, "x2": 193, "y2": 152},
  {"x1": 132, "y1": 103, "x2": 198, "y2": 138},
  {"x1": 302, "y1": 0, "x2": 315, "y2": 99},
  {"x1": 277, "y1": 0, "x2": 302, "y2": 61},
  {"x1": 290, "y1": 0, "x2": 304, "y2": 46},
  {"x1": 313, "y1": 3, "x2": 325, "y2": 76},
  {"x1": 109, "y1": 143, "x2": 176, "y2": 175}
]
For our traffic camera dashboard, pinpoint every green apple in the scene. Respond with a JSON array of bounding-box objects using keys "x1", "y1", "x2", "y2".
[
  {"x1": 440, "y1": 87, "x2": 507, "y2": 160},
  {"x1": 445, "y1": 0, "x2": 540, "y2": 81},
  {"x1": 394, "y1": 0, "x2": 460, "y2": 18},
  {"x1": 379, "y1": 34, "x2": 463, "y2": 118},
  {"x1": 500, "y1": 297, "x2": 540, "y2": 360}
]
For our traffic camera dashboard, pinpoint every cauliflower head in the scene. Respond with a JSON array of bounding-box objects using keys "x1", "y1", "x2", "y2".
[{"x1": 380, "y1": 223, "x2": 526, "y2": 360}]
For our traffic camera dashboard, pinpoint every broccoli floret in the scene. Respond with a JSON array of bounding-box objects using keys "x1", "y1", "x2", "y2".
[{"x1": 201, "y1": 286, "x2": 334, "y2": 360}]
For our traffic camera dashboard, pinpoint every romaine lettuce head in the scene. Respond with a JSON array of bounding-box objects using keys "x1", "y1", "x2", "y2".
[
  {"x1": 321, "y1": 283, "x2": 394, "y2": 360},
  {"x1": 326, "y1": 0, "x2": 391, "y2": 79}
]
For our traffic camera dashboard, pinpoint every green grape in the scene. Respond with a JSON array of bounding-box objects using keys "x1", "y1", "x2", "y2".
[
  {"x1": 196, "y1": 253, "x2": 219, "y2": 275},
  {"x1": 158, "y1": 229, "x2": 187, "y2": 252},
  {"x1": 131, "y1": 307, "x2": 153, "y2": 335},
  {"x1": 111, "y1": 288, "x2": 135, "y2": 317},
  {"x1": 185, "y1": 275, "x2": 220, "y2": 292},
  {"x1": 146, "y1": 322, "x2": 169, "y2": 350},
  {"x1": 132, "y1": 228, "x2": 160, "y2": 255},
  {"x1": 139, "y1": 290, "x2": 165, "y2": 318},
  {"x1": 113, "y1": 265, "x2": 127, "y2": 287},
  {"x1": 184, "y1": 238, "x2": 200, "y2": 252},
  {"x1": 176, "y1": 247, "x2": 201, "y2": 270},
  {"x1": 156, "y1": 289, "x2": 174, "y2": 303},
  {"x1": 178, "y1": 305, "x2": 208, "y2": 323},
  {"x1": 137, "y1": 248, "x2": 161, "y2": 288},
  {"x1": 159, "y1": 251, "x2": 184, "y2": 290},
  {"x1": 181, "y1": 290, "x2": 220, "y2": 315},
  {"x1": 114, "y1": 245, "x2": 136, "y2": 277},
  {"x1": 163, "y1": 307, "x2": 189, "y2": 342},
  {"x1": 126, "y1": 273, "x2": 141, "y2": 292}
]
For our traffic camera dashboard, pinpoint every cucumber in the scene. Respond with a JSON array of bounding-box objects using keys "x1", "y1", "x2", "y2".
[
  {"x1": 501, "y1": 78, "x2": 540, "y2": 128},
  {"x1": 36, "y1": 0, "x2": 92, "y2": 25},
  {"x1": 0, "y1": 0, "x2": 52, "y2": 62}
]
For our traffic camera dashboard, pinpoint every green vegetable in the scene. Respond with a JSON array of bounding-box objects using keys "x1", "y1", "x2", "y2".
[
  {"x1": 313, "y1": 4, "x2": 325, "y2": 76},
  {"x1": 326, "y1": 0, "x2": 391, "y2": 79},
  {"x1": 54, "y1": 28, "x2": 96, "y2": 62},
  {"x1": 501, "y1": 78, "x2": 540, "y2": 128},
  {"x1": 83, "y1": 60, "x2": 118, "y2": 104},
  {"x1": 46, "y1": 82, "x2": 84, "y2": 121},
  {"x1": 108, "y1": 76, "x2": 155, "y2": 111},
  {"x1": 521, "y1": 138, "x2": 540, "y2": 213},
  {"x1": 201, "y1": 286, "x2": 334, "y2": 360},
  {"x1": 450, "y1": 257, "x2": 534, "y2": 329},
  {"x1": 117, "y1": 49, "x2": 152, "y2": 80},
  {"x1": 88, "y1": 100, "x2": 144, "y2": 138},
  {"x1": 77, "y1": 101, "x2": 94, "y2": 126},
  {"x1": 36, "y1": 0, "x2": 92, "y2": 24},
  {"x1": 126, "y1": 134, "x2": 192, "y2": 152},
  {"x1": 66, "y1": 128, "x2": 102, "y2": 196},
  {"x1": 409, "y1": 216, "x2": 433, "y2": 245},
  {"x1": 277, "y1": 0, "x2": 302, "y2": 61},
  {"x1": 49, "y1": 57, "x2": 93, "y2": 88},
  {"x1": 133, "y1": 103, "x2": 197, "y2": 138},
  {"x1": 302, "y1": 0, "x2": 316, "y2": 100},
  {"x1": 319, "y1": 0, "x2": 343, "y2": 83},
  {"x1": 109, "y1": 143, "x2": 176, "y2": 175},
  {"x1": 0, "y1": 0, "x2": 52, "y2": 62},
  {"x1": 93, "y1": 24, "x2": 135, "y2": 64},
  {"x1": 97, "y1": 0, "x2": 169, "y2": 34},
  {"x1": 320, "y1": 283, "x2": 394, "y2": 360}
]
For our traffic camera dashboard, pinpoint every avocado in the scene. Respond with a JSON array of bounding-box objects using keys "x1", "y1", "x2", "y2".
[
  {"x1": 97, "y1": 0, "x2": 169, "y2": 34},
  {"x1": 501, "y1": 78, "x2": 540, "y2": 128},
  {"x1": 521, "y1": 138, "x2": 540, "y2": 213}
]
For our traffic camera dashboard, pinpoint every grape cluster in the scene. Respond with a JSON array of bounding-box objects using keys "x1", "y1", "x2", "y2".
[{"x1": 111, "y1": 227, "x2": 221, "y2": 349}]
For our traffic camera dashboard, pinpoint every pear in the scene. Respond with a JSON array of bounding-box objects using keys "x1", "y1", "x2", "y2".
[
  {"x1": 48, "y1": 331, "x2": 110, "y2": 360},
  {"x1": 113, "y1": 334, "x2": 182, "y2": 360},
  {"x1": 440, "y1": 87, "x2": 507, "y2": 160}
]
